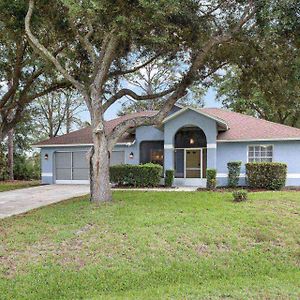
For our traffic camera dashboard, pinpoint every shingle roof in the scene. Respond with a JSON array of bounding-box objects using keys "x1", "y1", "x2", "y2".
[
  {"x1": 201, "y1": 108, "x2": 300, "y2": 141},
  {"x1": 35, "y1": 107, "x2": 300, "y2": 147},
  {"x1": 35, "y1": 111, "x2": 157, "y2": 146}
]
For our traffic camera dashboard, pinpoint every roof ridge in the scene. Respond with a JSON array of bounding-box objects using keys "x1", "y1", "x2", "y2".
[{"x1": 202, "y1": 108, "x2": 300, "y2": 132}]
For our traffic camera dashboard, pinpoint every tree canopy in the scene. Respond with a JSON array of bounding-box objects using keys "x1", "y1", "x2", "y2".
[
  {"x1": 213, "y1": 0, "x2": 300, "y2": 127},
  {"x1": 0, "y1": 0, "x2": 71, "y2": 140}
]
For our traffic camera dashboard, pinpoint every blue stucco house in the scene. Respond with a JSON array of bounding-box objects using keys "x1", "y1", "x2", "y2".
[{"x1": 35, "y1": 105, "x2": 300, "y2": 187}]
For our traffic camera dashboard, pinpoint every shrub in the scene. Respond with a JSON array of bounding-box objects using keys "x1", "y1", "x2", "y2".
[
  {"x1": 227, "y1": 161, "x2": 242, "y2": 187},
  {"x1": 233, "y1": 190, "x2": 248, "y2": 202},
  {"x1": 110, "y1": 163, "x2": 163, "y2": 187},
  {"x1": 14, "y1": 153, "x2": 41, "y2": 180},
  {"x1": 206, "y1": 168, "x2": 217, "y2": 190},
  {"x1": 165, "y1": 169, "x2": 174, "y2": 187},
  {"x1": 245, "y1": 162, "x2": 287, "y2": 190}
]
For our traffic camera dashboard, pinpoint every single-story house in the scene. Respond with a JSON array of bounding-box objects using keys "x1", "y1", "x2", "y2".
[{"x1": 35, "y1": 105, "x2": 300, "y2": 187}]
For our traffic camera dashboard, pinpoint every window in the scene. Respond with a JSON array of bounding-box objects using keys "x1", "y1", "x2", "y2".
[
  {"x1": 140, "y1": 141, "x2": 164, "y2": 166},
  {"x1": 248, "y1": 145, "x2": 273, "y2": 162}
]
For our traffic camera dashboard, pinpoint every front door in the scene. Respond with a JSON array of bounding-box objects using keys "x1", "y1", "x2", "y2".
[{"x1": 186, "y1": 149, "x2": 201, "y2": 178}]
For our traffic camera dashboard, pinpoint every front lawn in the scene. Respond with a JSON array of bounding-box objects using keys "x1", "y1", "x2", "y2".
[
  {"x1": 0, "y1": 180, "x2": 40, "y2": 192},
  {"x1": 0, "y1": 191, "x2": 299, "y2": 299}
]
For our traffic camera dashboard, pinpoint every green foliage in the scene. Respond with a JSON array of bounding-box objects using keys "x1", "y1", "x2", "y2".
[
  {"x1": 164, "y1": 169, "x2": 174, "y2": 187},
  {"x1": 206, "y1": 168, "x2": 217, "y2": 190},
  {"x1": 0, "y1": 148, "x2": 8, "y2": 180},
  {"x1": 110, "y1": 163, "x2": 162, "y2": 187},
  {"x1": 227, "y1": 161, "x2": 242, "y2": 188},
  {"x1": 232, "y1": 190, "x2": 248, "y2": 202},
  {"x1": 213, "y1": 0, "x2": 300, "y2": 128},
  {"x1": 246, "y1": 162, "x2": 287, "y2": 190},
  {"x1": 13, "y1": 153, "x2": 41, "y2": 180}
]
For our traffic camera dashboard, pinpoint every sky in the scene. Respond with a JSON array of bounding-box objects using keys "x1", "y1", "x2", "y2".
[{"x1": 80, "y1": 87, "x2": 221, "y2": 122}]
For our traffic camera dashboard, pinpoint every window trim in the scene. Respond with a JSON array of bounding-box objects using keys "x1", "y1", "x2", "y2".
[{"x1": 247, "y1": 144, "x2": 274, "y2": 163}]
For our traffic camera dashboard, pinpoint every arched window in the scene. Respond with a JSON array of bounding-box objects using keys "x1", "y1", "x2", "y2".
[{"x1": 175, "y1": 127, "x2": 207, "y2": 148}]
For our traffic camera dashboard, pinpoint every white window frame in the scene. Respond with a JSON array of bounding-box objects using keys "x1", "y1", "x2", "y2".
[{"x1": 247, "y1": 145, "x2": 274, "y2": 163}]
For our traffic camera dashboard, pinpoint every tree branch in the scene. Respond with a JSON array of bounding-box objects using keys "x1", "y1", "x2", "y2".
[
  {"x1": 103, "y1": 86, "x2": 176, "y2": 111},
  {"x1": 107, "y1": 2, "x2": 256, "y2": 150},
  {"x1": 109, "y1": 54, "x2": 161, "y2": 77},
  {"x1": 25, "y1": 0, "x2": 84, "y2": 92},
  {"x1": 0, "y1": 41, "x2": 26, "y2": 109},
  {"x1": 70, "y1": 19, "x2": 96, "y2": 63},
  {"x1": 27, "y1": 81, "x2": 71, "y2": 102}
]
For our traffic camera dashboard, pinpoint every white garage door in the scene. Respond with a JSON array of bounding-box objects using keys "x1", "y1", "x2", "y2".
[
  {"x1": 55, "y1": 151, "x2": 89, "y2": 183},
  {"x1": 55, "y1": 150, "x2": 125, "y2": 183}
]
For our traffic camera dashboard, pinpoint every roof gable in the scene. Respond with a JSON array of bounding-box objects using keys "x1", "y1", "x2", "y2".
[{"x1": 162, "y1": 106, "x2": 229, "y2": 130}]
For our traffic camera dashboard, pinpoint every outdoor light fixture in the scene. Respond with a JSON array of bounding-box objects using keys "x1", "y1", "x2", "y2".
[
  {"x1": 129, "y1": 152, "x2": 134, "y2": 159},
  {"x1": 190, "y1": 138, "x2": 195, "y2": 145},
  {"x1": 44, "y1": 153, "x2": 49, "y2": 160}
]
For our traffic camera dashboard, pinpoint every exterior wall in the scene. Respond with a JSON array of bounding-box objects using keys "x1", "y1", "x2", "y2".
[
  {"x1": 124, "y1": 126, "x2": 164, "y2": 165},
  {"x1": 216, "y1": 141, "x2": 300, "y2": 186},
  {"x1": 40, "y1": 145, "x2": 128, "y2": 184},
  {"x1": 163, "y1": 109, "x2": 218, "y2": 172},
  {"x1": 39, "y1": 126, "x2": 164, "y2": 184}
]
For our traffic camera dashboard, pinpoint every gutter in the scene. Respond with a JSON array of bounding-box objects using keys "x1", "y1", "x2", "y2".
[{"x1": 33, "y1": 140, "x2": 136, "y2": 148}]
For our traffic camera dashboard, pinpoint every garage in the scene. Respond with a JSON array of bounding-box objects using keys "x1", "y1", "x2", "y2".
[{"x1": 55, "y1": 150, "x2": 125, "y2": 183}]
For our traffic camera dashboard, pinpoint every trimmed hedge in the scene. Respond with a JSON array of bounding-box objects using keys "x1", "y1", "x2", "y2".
[
  {"x1": 110, "y1": 163, "x2": 163, "y2": 187},
  {"x1": 245, "y1": 162, "x2": 287, "y2": 190},
  {"x1": 165, "y1": 170, "x2": 174, "y2": 187},
  {"x1": 206, "y1": 168, "x2": 217, "y2": 190},
  {"x1": 227, "y1": 161, "x2": 242, "y2": 187}
]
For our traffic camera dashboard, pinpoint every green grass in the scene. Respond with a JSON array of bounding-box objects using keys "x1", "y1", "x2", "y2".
[
  {"x1": 0, "y1": 191, "x2": 299, "y2": 299},
  {"x1": 0, "y1": 180, "x2": 40, "y2": 192}
]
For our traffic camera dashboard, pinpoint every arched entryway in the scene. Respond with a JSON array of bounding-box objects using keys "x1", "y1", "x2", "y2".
[{"x1": 174, "y1": 127, "x2": 207, "y2": 178}]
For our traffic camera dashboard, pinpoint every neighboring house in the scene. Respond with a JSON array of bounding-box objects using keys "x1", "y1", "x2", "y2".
[{"x1": 35, "y1": 105, "x2": 300, "y2": 187}]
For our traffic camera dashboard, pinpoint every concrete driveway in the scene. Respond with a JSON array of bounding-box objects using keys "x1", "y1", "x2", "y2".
[{"x1": 0, "y1": 185, "x2": 89, "y2": 219}]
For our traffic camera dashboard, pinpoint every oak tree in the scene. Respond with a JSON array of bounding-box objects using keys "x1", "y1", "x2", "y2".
[{"x1": 25, "y1": 0, "x2": 257, "y2": 202}]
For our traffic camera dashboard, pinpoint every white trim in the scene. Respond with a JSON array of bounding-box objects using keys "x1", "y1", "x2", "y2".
[
  {"x1": 42, "y1": 172, "x2": 53, "y2": 177},
  {"x1": 217, "y1": 173, "x2": 300, "y2": 179},
  {"x1": 218, "y1": 137, "x2": 300, "y2": 142},
  {"x1": 287, "y1": 174, "x2": 300, "y2": 179},
  {"x1": 207, "y1": 143, "x2": 217, "y2": 149},
  {"x1": 162, "y1": 107, "x2": 229, "y2": 130},
  {"x1": 217, "y1": 173, "x2": 246, "y2": 178},
  {"x1": 55, "y1": 180, "x2": 89, "y2": 184},
  {"x1": 164, "y1": 144, "x2": 174, "y2": 149},
  {"x1": 34, "y1": 143, "x2": 93, "y2": 148},
  {"x1": 33, "y1": 141, "x2": 134, "y2": 148}
]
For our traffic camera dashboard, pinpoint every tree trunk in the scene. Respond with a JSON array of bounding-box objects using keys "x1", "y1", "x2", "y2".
[
  {"x1": 7, "y1": 128, "x2": 14, "y2": 180},
  {"x1": 89, "y1": 128, "x2": 112, "y2": 202},
  {"x1": 66, "y1": 95, "x2": 71, "y2": 133}
]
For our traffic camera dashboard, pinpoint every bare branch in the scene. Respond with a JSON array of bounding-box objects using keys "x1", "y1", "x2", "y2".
[{"x1": 25, "y1": 0, "x2": 84, "y2": 92}]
